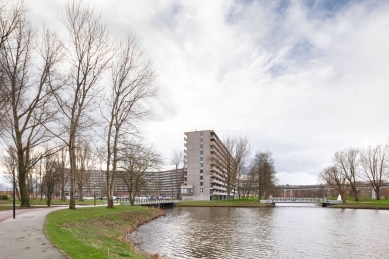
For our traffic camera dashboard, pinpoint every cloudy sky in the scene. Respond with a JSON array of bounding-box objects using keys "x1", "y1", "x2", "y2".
[{"x1": 1, "y1": 0, "x2": 388, "y2": 186}]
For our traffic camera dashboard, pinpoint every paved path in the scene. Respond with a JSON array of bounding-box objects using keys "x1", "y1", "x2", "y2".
[{"x1": 0, "y1": 206, "x2": 68, "y2": 259}]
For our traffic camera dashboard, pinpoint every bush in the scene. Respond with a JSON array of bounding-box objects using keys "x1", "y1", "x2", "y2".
[{"x1": 1, "y1": 195, "x2": 9, "y2": 200}]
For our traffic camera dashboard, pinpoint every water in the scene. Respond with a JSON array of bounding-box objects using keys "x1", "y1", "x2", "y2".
[{"x1": 128, "y1": 205, "x2": 389, "y2": 258}]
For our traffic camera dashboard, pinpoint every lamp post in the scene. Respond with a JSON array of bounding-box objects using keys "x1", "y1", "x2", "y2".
[
  {"x1": 93, "y1": 183, "x2": 96, "y2": 206},
  {"x1": 10, "y1": 164, "x2": 16, "y2": 219}
]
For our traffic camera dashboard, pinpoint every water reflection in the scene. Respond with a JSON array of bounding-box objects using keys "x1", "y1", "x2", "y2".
[{"x1": 128, "y1": 206, "x2": 389, "y2": 258}]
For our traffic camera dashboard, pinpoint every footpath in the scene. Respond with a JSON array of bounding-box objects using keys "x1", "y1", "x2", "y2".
[{"x1": 0, "y1": 206, "x2": 68, "y2": 259}]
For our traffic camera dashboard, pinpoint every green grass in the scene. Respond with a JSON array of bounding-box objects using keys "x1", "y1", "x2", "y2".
[
  {"x1": 46, "y1": 205, "x2": 165, "y2": 259},
  {"x1": 331, "y1": 197, "x2": 389, "y2": 209},
  {"x1": 177, "y1": 198, "x2": 270, "y2": 207}
]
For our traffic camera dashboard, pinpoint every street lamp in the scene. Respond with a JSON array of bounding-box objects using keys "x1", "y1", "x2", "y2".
[
  {"x1": 10, "y1": 164, "x2": 16, "y2": 219},
  {"x1": 93, "y1": 183, "x2": 96, "y2": 206}
]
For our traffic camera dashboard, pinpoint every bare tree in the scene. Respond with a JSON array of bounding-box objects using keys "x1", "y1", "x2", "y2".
[
  {"x1": 250, "y1": 151, "x2": 277, "y2": 200},
  {"x1": 118, "y1": 142, "x2": 162, "y2": 205},
  {"x1": 57, "y1": 147, "x2": 69, "y2": 201},
  {"x1": 102, "y1": 34, "x2": 156, "y2": 208},
  {"x1": 238, "y1": 166, "x2": 254, "y2": 199},
  {"x1": 42, "y1": 153, "x2": 62, "y2": 206},
  {"x1": 171, "y1": 149, "x2": 183, "y2": 199},
  {"x1": 0, "y1": 0, "x2": 26, "y2": 125},
  {"x1": 0, "y1": 0, "x2": 25, "y2": 48},
  {"x1": 0, "y1": 7, "x2": 63, "y2": 207},
  {"x1": 320, "y1": 165, "x2": 348, "y2": 203},
  {"x1": 3, "y1": 146, "x2": 20, "y2": 199},
  {"x1": 234, "y1": 137, "x2": 250, "y2": 199},
  {"x1": 54, "y1": 0, "x2": 113, "y2": 209},
  {"x1": 334, "y1": 148, "x2": 360, "y2": 201},
  {"x1": 359, "y1": 144, "x2": 388, "y2": 200}
]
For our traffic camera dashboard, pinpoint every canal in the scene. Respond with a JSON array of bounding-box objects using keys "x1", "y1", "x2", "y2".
[{"x1": 128, "y1": 205, "x2": 388, "y2": 258}]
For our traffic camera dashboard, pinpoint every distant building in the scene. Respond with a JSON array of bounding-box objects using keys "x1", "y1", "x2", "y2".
[
  {"x1": 141, "y1": 168, "x2": 184, "y2": 198},
  {"x1": 181, "y1": 130, "x2": 231, "y2": 201}
]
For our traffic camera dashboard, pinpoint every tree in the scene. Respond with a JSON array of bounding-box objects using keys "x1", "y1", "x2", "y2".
[
  {"x1": 320, "y1": 165, "x2": 348, "y2": 203},
  {"x1": 234, "y1": 137, "x2": 250, "y2": 199},
  {"x1": 238, "y1": 166, "x2": 254, "y2": 199},
  {"x1": 359, "y1": 144, "x2": 388, "y2": 200},
  {"x1": 0, "y1": 4, "x2": 63, "y2": 207},
  {"x1": 102, "y1": 33, "x2": 156, "y2": 208},
  {"x1": 250, "y1": 151, "x2": 277, "y2": 200},
  {"x1": 0, "y1": 0, "x2": 26, "y2": 127},
  {"x1": 0, "y1": 0, "x2": 25, "y2": 48},
  {"x1": 3, "y1": 146, "x2": 20, "y2": 199},
  {"x1": 334, "y1": 148, "x2": 360, "y2": 201},
  {"x1": 118, "y1": 142, "x2": 162, "y2": 205},
  {"x1": 42, "y1": 153, "x2": 62, "y2": 206},
  {"x1": 171, "y1": 149, "x2": 183, "y2": 199},
  {"x1": 54, "y1": 0, "x2": 113, "y2": 209}
]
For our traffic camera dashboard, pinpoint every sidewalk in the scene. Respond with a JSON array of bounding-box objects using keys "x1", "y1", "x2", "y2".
[{"x1": 0, "y1": 206, "x2": 68, "y2": 259}]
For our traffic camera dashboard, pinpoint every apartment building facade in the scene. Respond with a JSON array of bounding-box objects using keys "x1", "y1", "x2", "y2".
[{"x1": 181, "y1": 130, "x2": 230, "y2": 201}]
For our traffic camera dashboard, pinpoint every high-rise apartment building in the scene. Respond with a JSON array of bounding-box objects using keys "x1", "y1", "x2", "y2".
[{"x1": 181, "y1": 130, "x2": 230, "y2": 201}]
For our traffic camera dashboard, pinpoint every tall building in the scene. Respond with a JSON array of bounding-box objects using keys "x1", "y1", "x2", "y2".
[{"x1": 181, "y1": 130, "x2": 231, "y2": 201}]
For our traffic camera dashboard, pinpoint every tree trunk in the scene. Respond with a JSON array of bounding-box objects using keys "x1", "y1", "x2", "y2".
[
  {"x1": 17, "y1": 150, "x2": 30, "y2": 207},
  {"x1": 340, "y1": 193, "x2": 347, "y2": 204},
  {"x1": 375, "y1": 188, "x2": 380, "y2": 200},
  {"x1": 352, "y1": 189, "x2": 359, "y2": 202},
  {"x1": 69, "y1": 134, "x2": 76, "y2": 209}
]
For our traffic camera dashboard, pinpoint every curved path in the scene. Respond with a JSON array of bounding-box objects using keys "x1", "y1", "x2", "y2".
[{"x1": 0, "y1": 206, "x2": 68, "y2": 259}]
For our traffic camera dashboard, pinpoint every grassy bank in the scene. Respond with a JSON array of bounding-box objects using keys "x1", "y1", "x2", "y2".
[
  {"x1": 46, "y1": 206, "x2": 165, "y2": 259},
  {"x1": 331, "y1": 198, "x2": 389, "y2": 210},
  {"x1": 177, "y1": 199, "x2": 271, "y2": 207},
  {"x1": 177, "y1": 198, "x2": 389, "y2": 210}
]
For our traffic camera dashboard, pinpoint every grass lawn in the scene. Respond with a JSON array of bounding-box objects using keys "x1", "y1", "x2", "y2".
[
  {"x1": 177, "y1": 198, "x2": 271, "y2": 207},
  {"x1": 331, "y1": 197, "x2": 389, "y2": 209},
  {"x1": 46, "y1": 205, "x2": 165, "y2": 259}
]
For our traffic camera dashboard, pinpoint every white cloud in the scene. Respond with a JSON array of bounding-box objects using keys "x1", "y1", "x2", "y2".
[{"x1": 14, "y1": 0, "x2": 389, "y2": 186}]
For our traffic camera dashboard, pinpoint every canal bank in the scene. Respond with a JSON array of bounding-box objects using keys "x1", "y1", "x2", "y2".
[
  {"x1": 176, "y1": 199, "x2": 272, "y2": 207},
  {"x1": 129, "y1": 205, "x2": 389, "y2": 258},
  {"x1": 45, "y1": 205, "x2": 165, "y2": 259},
  {"x1": 176, "y1": 199, "x2": 389, "y2": 210}
]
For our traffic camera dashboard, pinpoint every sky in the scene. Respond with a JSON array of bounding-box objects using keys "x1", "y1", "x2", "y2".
[{"x1": 1, "y1": 0, "x2": 389, "y2": 186}]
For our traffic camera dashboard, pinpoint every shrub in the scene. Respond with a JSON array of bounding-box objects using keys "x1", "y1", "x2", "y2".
[{"x1": 1, "y1": 195, "x2": 9, "y2": 200}]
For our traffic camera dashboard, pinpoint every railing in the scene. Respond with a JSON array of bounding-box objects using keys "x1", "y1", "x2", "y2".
[
  {"x1": 271, "y1": 197, "x2": 329, "y2": 203},
  {"x1": 133, "y1": 199, "x2": 176, "y2": 205},
  {"x1": 259, "y1": 197, "x2": 343, "y2": 205}
]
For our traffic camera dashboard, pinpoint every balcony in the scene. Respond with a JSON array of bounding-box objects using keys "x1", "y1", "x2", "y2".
[{"x1": 181, "y1": 185, "x2": 194, "y2": 196}]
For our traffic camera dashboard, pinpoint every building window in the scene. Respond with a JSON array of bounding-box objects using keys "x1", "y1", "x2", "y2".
[
  {"x1": 200, "y1": 156, "x2": 203, "y2": 161},
  {"x1": 200, "y1": 150, "x2": 203, "y2": 155},
  {"x1": 200, "y1": 182, "x2": 203, "y2": 186},
  {"x1": 181, "y1": 188, "x2": 193, "y2": 194},
  {"x1": 200, "y1": 188, "x2": 203, "y2": 192},
  {"x1": 200, "y1": 131, "x2": 203, "y2": 136},
  {"x1": 200, "y1": 144, "x2": 203, "y2": 149},
  {"x1": 200, "y1": 169, "x2": 203, "y2": 174},
  {"x1": 200, "y1": 175, "x2": 203, "y2": 180},
  {"x1": 200, "y1": 162, "x2": 203, "y2": 168}
]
